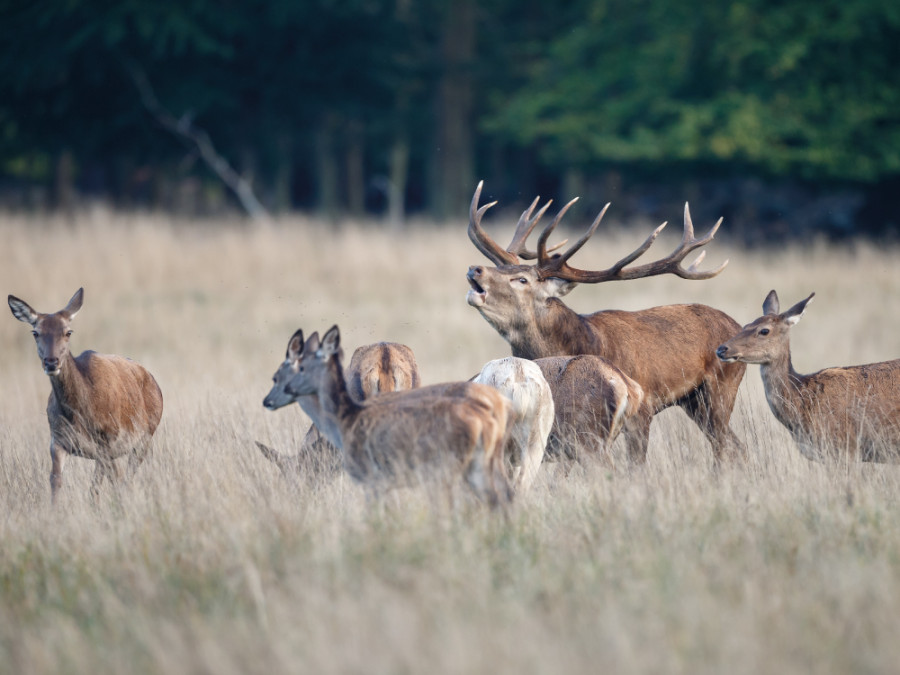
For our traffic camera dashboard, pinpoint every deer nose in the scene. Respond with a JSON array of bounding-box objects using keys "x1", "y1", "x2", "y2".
[
  {"x1": 715, "y1": 345, "x2": 728, "y2": 359},
  {"x1": 468, "y1": 266, "x2": 483, "y2": 278},
  {"x1": 43, "y1": 357, "x2": 59, "y2": 372}
]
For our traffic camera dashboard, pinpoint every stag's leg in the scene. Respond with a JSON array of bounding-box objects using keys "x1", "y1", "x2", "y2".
[
  {"x1": 127, "y1": 437, "x2": 154, "y2": 480},
  {"x1": 49, "y1": 441, "x2": 66, "y2": 504},
  {"x1": 678, "y1": 370, "x2": 747, "y2": 463},
  {"x1": 90, "y1": 458, "x2": 126, "y2": 501},
  {"x1": 623, "y1": 407, "x2": 653, "y2": 464},
  {"x1": 89, "y1": 461, "x2": 107, "y2": 502}
]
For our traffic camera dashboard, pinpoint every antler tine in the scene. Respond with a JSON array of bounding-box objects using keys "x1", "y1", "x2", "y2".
[
  {"x1": 684, "y1": 251, "x2": 730, "y2": 279},
  {"x1": 536, "y1": 197, "x2": 580, "y2": 266},
  {"x1": 508, "y1": 198, "x2": 565, "y2": 260},
  {"x1": 468, "y1": 181, "x2": 518, "y2": 266},
  {"x1": 605, "y1": 220, "x2": 667, "y2": 275},
  {"x1": 666, "y1": 203, "x2": 728, "y2": 279},
  {"x1": 552, "y1": 202, "x2": 612, "y2": 267},
  {"x1": 537, "y1": 201, "x2": 729, "y2": 284}
]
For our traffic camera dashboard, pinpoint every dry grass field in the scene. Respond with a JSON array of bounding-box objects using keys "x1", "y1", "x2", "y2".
[{"x1": 1, "y1": 205, "x2": 899, "y2": 674}]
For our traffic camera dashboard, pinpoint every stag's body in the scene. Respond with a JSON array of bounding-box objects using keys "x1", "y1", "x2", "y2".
[
  {"x1": 8, "y1": 289, "x2": 163, "y2": 502},
  {"x1": 466, "y1": 182, "x2": 746, "y2": 464},
  {"x1": 260, "y1": 338, "x2": 420, "y2": 480},
  {"x1": 284, "y1": 327, "x2": 514, "y2": 506},
  {"x1": 472, "y1": 357, "x2": 554, "y2": 492},
  {"x1": 717, "y1": 291, "x2": 900, "y2": 462},
  {"x1": 535, "y1": 355, "x2": 643, "y2": 463}
]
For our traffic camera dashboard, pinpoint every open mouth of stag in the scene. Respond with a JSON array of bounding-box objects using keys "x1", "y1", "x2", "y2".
[{"x1": 466, "y1": 276, "x2": 486, "y2": 307}]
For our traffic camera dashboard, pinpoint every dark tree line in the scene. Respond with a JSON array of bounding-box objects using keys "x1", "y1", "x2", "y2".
[{"x1": 1, "y1": 0, "x2": 898, "y2": 236}]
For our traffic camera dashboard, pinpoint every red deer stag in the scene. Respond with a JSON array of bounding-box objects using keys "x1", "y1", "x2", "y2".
[
  {"x1": 260, "y1": 335, "x2": 420, "y2": 481},
  {"x1": 535, "y1": 355, "x2": 644, "y2": 465},
  {"x1": 282, "y1": 326, "x2": 514, "y2": 506},
  {"x1": 8, "y1": 288, "x2": 164, "y2": 502},
  {"x1": 717, "y1": 290, "x2": 900, "y2": 462},
  {"x1": 465, "y1": 182, "x2": 746, "y2": 464}
]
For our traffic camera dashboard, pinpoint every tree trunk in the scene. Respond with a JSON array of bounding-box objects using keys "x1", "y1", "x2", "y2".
[
  {"x1": 430, "y1": 0, "x2": 476, "y2": 220},
  {"x1": 315, "y1": 114, "x2": 340, "y2": 222},
  {"x1": 53, "y1": 150, "x2": 75, "y2": 215},
  {"x1": 272, "y1": 132, "x2": 294, "y2": 213},
  {"x1": 388, "y1": 134, "x2": 409, "y2": 229},
  {"x1": 345, "y1": 118, "x2": 366, "y2": 218}
]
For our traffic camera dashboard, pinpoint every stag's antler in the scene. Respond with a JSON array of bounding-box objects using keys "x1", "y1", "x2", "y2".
[
  {"x1": 536, "y1": 202, "x2": 728, "y2": 283},
  {"x1": 468, "y1": 181, "x2": 566, "y2": 265}
]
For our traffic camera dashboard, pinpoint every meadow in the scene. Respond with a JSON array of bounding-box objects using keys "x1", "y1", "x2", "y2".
[{"x1": 1, "y1": 205, "x2": 899, "y2": 674}]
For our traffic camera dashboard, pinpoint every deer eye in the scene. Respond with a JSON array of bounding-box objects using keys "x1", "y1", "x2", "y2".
[
  {"x1": 515, "y1": 277, "x2": 528, "y2": 285},
  {"x1": 759, "y1": 328, "x2": 770, "y2": 336},
  {"x1": 65, "y1": 330, "x2": 73, "y2": 338},
  {"x1": 31, "y1": 331, "x2": 38, "y2": 338}
]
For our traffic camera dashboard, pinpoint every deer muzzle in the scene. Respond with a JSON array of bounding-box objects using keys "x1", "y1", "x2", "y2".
[
  {"x1": 466, "y1": 266, "x2": 486, "y2": 307},
  {"x1": 715, "y1": 345, "x2": 735, "y2": 362}
]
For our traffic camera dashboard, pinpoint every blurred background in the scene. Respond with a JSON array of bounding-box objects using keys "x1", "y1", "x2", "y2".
[{"x1": 1, "y1": 0, "x2": 897, "y2": 241}]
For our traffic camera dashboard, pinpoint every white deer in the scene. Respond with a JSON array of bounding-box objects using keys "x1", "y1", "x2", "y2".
[{"x1": 472, "y1": 357, "x2": 554, "y2": 492}]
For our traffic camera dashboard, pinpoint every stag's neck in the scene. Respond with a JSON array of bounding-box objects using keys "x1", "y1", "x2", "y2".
[
  {"x1": 508, "y1": 300, "x2": 600, "y2": 359},
  {"x1": 294, "y1": 394, "x2": 344, "y2": 449},
  {"x1": 48, "y1": 352, "x2": 91, "y2": 419},
  {"x1": 317, "y1": 356, "x2": 362, "y2": 451},
  {"x1": 759, "y1": 349, "x2": 806, "y2": 432}
]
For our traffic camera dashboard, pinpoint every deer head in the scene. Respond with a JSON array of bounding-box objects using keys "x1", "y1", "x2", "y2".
[
  {"x1": 465, "y1": 182, "x2": 728, "y2": 341},
  {"x1": 283, "y1": 330, "x2": 331, "y2": 399},
  {"x1": 716, "y1": 290, "x2": 815, "y2": 365},
  {"x1": 8, "y1": 288, "x2": 84, "y2": 376},
  {"x1": 263, "y1": 328, "x2": 306, "y2": 410}
]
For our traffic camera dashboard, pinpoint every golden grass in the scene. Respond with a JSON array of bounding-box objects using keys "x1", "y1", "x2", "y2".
[{"x1": 2, "y1": 205, "x2": 900, "y2": 674}]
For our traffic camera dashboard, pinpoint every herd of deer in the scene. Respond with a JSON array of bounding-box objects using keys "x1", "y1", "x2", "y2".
[{"x1": 8, "y1": 182, "x2": 900, "y2": 506}]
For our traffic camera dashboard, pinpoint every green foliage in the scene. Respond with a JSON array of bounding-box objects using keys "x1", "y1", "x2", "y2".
[
  {"x1": 484, "y1": 0, "x2": 900, "y2": 181},
  {"x1": 0, "y1": 0, "x2": 896, "y2": 212}
]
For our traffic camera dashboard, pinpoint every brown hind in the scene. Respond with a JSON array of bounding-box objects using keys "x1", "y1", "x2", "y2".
[{"x1": 8, "y1": 288, "x2": 163, "y2": 502}]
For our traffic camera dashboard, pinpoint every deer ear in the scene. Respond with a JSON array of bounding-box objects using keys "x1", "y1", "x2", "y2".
[
  {"x1": 63, "y1": 288, "x2": 84, "y2": 319},
  {"x1": 305, "y1": 331, "x2": 321, "y2": 355},
  {"x1": 543, "y1": 277, "x2": 578, "y2": 298},
  {"x1": 286, "y1": 329, "x2": 304, "y2": 360},
  {"x1": 762, "y1": 290, "x2": 779, "y2": 316},
  {"x1": 782, "y1": 293, "x2": 814, "y2": 326},
  {"x1": 8, "y1": 295, "x2": 38, "y2": 325},
  {"x1": 320, "y1": 325, "x2": 341, "y2": 356}
]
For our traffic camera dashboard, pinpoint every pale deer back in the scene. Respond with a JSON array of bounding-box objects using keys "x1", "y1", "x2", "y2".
[
  {"x1": 346, "y1": 342, "x2": 421, "y2": 401},
  {"x1": 473, "y1": 357, "x2": 554, "y2": 492}
]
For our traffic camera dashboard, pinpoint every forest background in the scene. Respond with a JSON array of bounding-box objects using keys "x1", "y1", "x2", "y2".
[{"x1": 1, "y1": 0, "x2": 898, "y2": 240}]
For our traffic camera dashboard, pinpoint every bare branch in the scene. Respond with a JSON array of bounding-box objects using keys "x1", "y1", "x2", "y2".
[{"x1": 128, "y1": 65, "x2": 270, "y2": 223}]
